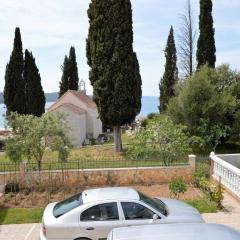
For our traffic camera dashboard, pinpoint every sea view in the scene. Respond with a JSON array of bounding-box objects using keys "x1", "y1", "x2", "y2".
[{"x1": 0, "y1": 96, "x2": 159, "y2": 129}]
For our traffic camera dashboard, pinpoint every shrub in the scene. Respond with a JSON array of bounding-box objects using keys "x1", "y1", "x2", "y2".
[
  {"x1": 127, "y1": 115, "x2": 191, "y2": 165},
  {"x1": 169, "y1": 177, "x2": 187, "y2": 199},
  {"x1": 193, "y1": 174, "x2": 224, "y2": 209},
  {"x1": 211, "y1": 183, "x2": 224, "y2": 209},
  {"x1": 4, "y1": 181, "x2": 20, "y2": 194}
]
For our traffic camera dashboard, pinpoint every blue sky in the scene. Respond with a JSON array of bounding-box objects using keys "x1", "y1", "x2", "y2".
[{"x1": 0, "y1": 0, "x2": 240, "y2": 96}]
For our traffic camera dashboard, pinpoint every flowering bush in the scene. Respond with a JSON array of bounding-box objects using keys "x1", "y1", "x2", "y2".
[{"x1": 127, "y1": 115, "x2": 191, "y2": 165}]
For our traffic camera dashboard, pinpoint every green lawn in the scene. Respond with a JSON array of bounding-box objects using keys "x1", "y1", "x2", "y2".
[
  {"x1": 187, "y1": 197, "x2": 218, "y2": 213},
  {"x1": 0, "y1": 208, "x2": 44, "y2": 225}
]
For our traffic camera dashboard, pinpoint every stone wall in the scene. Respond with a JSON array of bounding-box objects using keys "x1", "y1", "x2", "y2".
[{"x1": 0, "y1": 155, "x2": 196, "y2": 189}]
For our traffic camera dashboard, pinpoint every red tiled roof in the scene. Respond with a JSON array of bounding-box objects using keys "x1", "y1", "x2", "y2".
[
  {"x1": 48, "y1": 103, "x2": 86, "y2": 115},
  {"x1": 68, "y1": 90, "x2": 96, "y2": 108}
]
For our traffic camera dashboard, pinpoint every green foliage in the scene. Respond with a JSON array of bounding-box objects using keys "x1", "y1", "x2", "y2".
[
  {"x1": 141, "y1": 113, "x2": 158, "y2": 128},
  {"x1": 169, "y1": 177, "x2": 187, "y2": 199},
  {"x1": 127, "y1": 116, "x2": 191, "y2": 165},
  {"x1": 5, "y1": 112, "x2": 72, "y2": 170},
  {"x1": 147, "y1": 113, "x2": 157, "y2": 119},
  {"x1": 210, "y1": 64, "x2": 240, "y2": 92},
  {"x1": 197, "y1": 0, "x2": 216, "y2": 68},
  {"x1": 4, "y1": 27, "x2": 26, "y2": 114},
  {"x1": 212, "y1": 183, "x2": 224, "y2": 208},
  {"x1": 24, "y1": 49, "x2": 45, "y2": 116},
  {"x1": 86, "y1": 0, "x2": 142, "y2": 151},
  {"x1": 168, "y1": 66, "x2": 236, "y2": 152},
  {"x1": 59, "y1": 46, "x2": 79, "y2": 97},
  {"x1": 59, "y1": 55, "x2": 70, "y2": 97},
  {"x1": 5, "y1": 138, "x2": 23, "y2": 163},
  {"x1": 68, "y1": 46, "x2": 79, "y2": 90},
  {"x1": 159, "y1": 26, "x2": 178, "y2": 112},
  {"x1": 196, "y1": 119, "x2": 230, "y2": 151},
  {"x1": 193, "y1": 173, "x2": 224, "y2": 209}
]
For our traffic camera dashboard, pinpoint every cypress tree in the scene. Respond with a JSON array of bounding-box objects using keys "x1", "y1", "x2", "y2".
[
  {"x1": 68, "y1": 46, "x2": 79, "y2": 90},
  {"x1": 87, "y1": 0, "x2": 142, "y2": 152},
  {"x1": 4, "y1": 27, "x2": 26, "y2": 114},
  {"x1": 59, "y1": 47, "x2": 79, "y2": 97},
  {"x1": 59, "y1": 55, "x2": 70, "y2": 97},
  {"x1": 24, "y1": 49, "x2": 45, "y2": 116},
  {"x1": 197, "y1": 0, "x2": 216, "y2": 68},
  {"x1": 159, "y1": 26, "x2": 178, "y2": 112}
]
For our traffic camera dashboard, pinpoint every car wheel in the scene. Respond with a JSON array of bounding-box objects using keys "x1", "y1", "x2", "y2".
[{"x1": 74, "y1": 238, "x2": 92, "y2": 240}]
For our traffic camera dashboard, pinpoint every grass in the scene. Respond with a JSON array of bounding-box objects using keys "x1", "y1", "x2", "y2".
[
  {"x1": 187, "y1": 197, "x2": 218, "y2": 213},
  {"x1": 0, "y1": 208, "x2": 44, "y2": 225}
]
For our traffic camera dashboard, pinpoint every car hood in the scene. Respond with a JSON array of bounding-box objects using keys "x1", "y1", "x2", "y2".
[{"x1": 158, "y1": 198, "x2": 204, "y2": 223}]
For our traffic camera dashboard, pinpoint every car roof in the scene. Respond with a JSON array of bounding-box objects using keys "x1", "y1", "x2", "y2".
[
  {"x1": 110, "y1": 224, "x2": 240, "y2": 240},
  {"x1": 82, "y1": 187, "x2": 139, "y2": 204}
]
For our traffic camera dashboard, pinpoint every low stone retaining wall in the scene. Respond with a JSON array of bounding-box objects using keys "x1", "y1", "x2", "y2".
[{"x1": 0, "y1": 155, "x2": 196, "y2": 188}]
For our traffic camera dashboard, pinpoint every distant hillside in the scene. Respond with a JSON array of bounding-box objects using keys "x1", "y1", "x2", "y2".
[{"x1": 0, "y1": 92, "x2": 59, "y2": 104}]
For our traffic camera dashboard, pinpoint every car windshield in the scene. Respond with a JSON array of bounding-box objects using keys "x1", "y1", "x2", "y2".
[
  {"x1": 138, "y1": 192, "x2": 168, "y2": 216},
  {"x1": 53, "y1": 193, "x2": 83, "y2": 218}
]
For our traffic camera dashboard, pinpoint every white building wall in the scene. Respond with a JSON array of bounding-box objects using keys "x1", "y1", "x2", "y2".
[
  {"x1": 48, "y1": 91, "x2": 102, "y2": 142},
  {"x1": 86, "y1": 111, "x2": 94, "y2": 137},
  {"x1": 88, "y1": 108, "x2": 102, "y2": 139},
  {"x1": 51, "y1": 107, "x2": 86, "y2": 146}
]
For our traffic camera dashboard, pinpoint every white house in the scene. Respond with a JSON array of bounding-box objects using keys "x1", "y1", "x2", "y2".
[{"x1": 48, "y1": 88, "x2": 102, "y2": 146}]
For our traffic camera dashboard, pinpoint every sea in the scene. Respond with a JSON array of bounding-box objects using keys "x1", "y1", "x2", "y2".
[{"x1": 0, "y1": 96, "x2": 159, "y2": 129}]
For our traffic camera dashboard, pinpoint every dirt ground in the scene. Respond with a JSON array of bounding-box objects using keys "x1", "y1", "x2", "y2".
[{"x1": 0, "y1": 184, "x2": 201, "y2": 209}]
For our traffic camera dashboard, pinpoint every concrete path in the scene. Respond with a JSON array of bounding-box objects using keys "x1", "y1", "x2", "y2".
[
  {"x1": 0, "y1": 223, "x2": 41, "y2": 240},
  {"x1": 203, "y1": 192, "x2": 240, "y2": 231}
]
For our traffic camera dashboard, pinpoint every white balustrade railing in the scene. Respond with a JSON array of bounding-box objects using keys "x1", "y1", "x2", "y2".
[{"x1": 210, "y1": 153, "x2": 240, "y2": 197}]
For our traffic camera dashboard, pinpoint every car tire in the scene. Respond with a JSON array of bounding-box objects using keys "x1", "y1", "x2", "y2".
[{"x1": 74, "y1": 238, "x2": 92, "y2": 240}]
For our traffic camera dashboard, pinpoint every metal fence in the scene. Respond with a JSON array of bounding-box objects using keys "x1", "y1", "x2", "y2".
[{"x1": 0, "y1": 158, "x2": 189, "y2": 173}]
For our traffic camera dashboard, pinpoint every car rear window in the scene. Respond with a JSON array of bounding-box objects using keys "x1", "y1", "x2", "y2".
[
  {"x1": 138, "y1": 191, "x2": 168, "y2": 216},
  {"x1": 53, "y1": 193, "x2": 83, "y2": 218}
]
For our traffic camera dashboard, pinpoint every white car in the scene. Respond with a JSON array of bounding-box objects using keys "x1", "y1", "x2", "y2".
[
  {"x1": 39, "y1": 187, "x2": 204, "y2": 240},
  {"x1": 107, "y1": 223, "x2": 240, "y2": 240}
]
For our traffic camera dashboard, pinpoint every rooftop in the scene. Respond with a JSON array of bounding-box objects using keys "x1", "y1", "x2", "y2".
[
  {"x1": 82, "y1": 187, "x2": 139, "y2": 204},
  {"x1": 48, "y1": 102, "x2": 86, "y2": 115},
  {"x1": 68, "y1": 90, "x2": 96, "y2": 108},
  {"x1": 47, "y1": 90, "x2": 96, "y2": 113}
]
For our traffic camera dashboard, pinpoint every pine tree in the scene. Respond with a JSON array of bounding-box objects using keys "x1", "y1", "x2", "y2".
[
  {"x1": 159, "y1": 26, "x2": 178, "y2": 112},
  {"x1": 68, "y1": 46, "x2": 79, "y2": 90},
  {"x1": 87, "y1": 0, "x2": 142, "y2": 152},
  {"x1": 197, "y1": 0, "x2": 216, "y2": 68},
  {"x1": 24, "y1": 49, "x2": 45, "y2": 116},
  {"x1": 4, "y1": 27, "x2": 26, "y2": 114},
  {"x1": 59, "y1": 55, "x2": 70, "y2": 97}
]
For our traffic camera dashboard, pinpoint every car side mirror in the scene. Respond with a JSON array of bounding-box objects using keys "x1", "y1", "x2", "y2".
[{"x1": 152, "y1": 214, "x2": 159, "y2": 221}]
